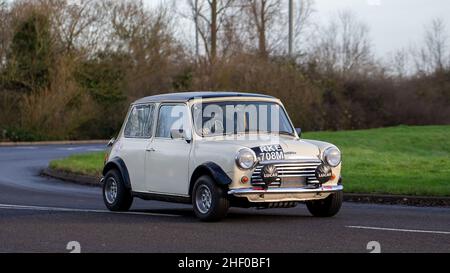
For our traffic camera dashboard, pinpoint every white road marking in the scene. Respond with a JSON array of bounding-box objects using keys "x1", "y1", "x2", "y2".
[
  {"x1": 57, "y1": 147, "x2": 84, "y2": 151},
  {"x1": 347, "y1": 225, "x2": 450, "y2": 235},
  {"x1": 87, "y1": 148, "x2": 104, "y2": 152},
  {"x1": 0, "y1": 203, "x2": 180, "y2": 217}
]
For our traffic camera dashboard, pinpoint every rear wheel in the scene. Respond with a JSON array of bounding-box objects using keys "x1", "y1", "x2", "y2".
[
  {"x1": 306, "y1": 191, "x2": 343, "y2": 217},
  {"x1": 103, "y1": 169, "x2": 133, "y2": 211},
  {"x1": 192, "y1": 175, "x2": 230, "y2": 222}
]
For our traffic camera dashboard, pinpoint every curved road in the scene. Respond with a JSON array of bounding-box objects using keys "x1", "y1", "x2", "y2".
[{"x1": 0, "y1": 144, "x2": 449, "y2": 253}]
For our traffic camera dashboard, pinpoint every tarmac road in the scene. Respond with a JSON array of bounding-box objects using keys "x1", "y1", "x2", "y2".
[{"x1": 0, "y1": 144, "x2": 449, "y2": 253}]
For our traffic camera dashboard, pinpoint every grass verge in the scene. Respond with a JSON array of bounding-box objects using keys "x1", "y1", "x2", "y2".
[
  {"x1": 49, "y1": 152, "x2": 104, "y2": 177},
  {"x1": 305, "y1": 125, "x2": 450, "y2": 196}
]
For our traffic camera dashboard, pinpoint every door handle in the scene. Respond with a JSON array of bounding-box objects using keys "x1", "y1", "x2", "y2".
[{"x1": 146, "y1": 148, "x2": 156, "y2": 152}]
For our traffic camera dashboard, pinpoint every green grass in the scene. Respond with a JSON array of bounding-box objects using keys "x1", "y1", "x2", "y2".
[
  {"x1": 304, "y1": 125, "x2": 450, "y2": 196},
  {"x1": 49, "y1": 152, "x2": 104, "y2": 177},
  {"x1": 49, "y1": 125, "x2": 450, "y2": 196}
]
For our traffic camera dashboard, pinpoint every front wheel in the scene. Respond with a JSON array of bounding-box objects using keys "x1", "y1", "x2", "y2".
[
  {"x1": 192, "y1": 175, "x2": 230, "y2": 222},
  {"x1": 103, "y1": 169, "x2": 133, "y2": 211},
  {"x1": 306, "y1": 191, "x2": 343, "y2": 217}
]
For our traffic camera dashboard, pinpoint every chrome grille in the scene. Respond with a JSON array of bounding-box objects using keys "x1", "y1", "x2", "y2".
[{"x1": 251, "y1": 159, "x2": 322, "y2": 187}]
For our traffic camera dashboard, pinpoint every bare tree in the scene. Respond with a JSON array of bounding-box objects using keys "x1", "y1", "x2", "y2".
[
  {"x1": 242, "y1": 0, "x2": 280, "y2": 58},
  {"x1": 292, "y1": 0, "x2": 315, "y2": 55},
  {"x1": 51, "y1": 0, "x2": 103, "y2": 56},
  {"x1": 0, "y1": 0, "x2": 11, "y2": 69},
  {"x1": 310, "y1": 10, "x2": 373, "y2": 75},
  {"x1": 415, "y1": 18, "x2": 449, "y2": 74},
  {"x1": 388, "y1": 48, "x2": 411, "y2": 77},
  {"x1": 187, "y1": 0, "x2": 236, "y2": 63},
  {"x1": 240, "y1": 0, "x2": 314, "y2": 58},
  {"x1": 104, "y1": 0, "x2": 181, "y2": 98},
  {"x1": 107, "y1": 1, "x2": 176, "y2": 57}
]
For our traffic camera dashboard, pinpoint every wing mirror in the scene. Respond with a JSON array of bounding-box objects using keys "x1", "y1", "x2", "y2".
[
  {"x1": 295, "y1": 128, "x2": 302, "y2": 138},
  {"x1": 170, "y1": 129, "x2": 192, "y2": 143}
]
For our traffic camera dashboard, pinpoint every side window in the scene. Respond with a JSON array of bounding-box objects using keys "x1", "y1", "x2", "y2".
[
  {"x1": 156, "y1": 104, "x2": 190, "y2": 138},
  {"x1": 124, "y1": 104, "x2": 155, "y2": 138}
]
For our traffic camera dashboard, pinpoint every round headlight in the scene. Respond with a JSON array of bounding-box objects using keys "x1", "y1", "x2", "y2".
[
  {"x1": 235, "y1": 148, "x2": 257, "y2": 170},
  {"x1": 323, "y1": 147, "x2": 341, "y2": 167}
]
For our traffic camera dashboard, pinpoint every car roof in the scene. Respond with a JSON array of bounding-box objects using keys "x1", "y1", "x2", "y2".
[{"x1": 132, "y1": 91, "x2": 276, "y2": 104}]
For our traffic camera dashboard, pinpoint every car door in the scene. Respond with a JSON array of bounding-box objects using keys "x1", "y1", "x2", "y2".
[
  {"x1": 119, "y1": 104, "x2": 155, "y2": 193},
  {"x1": 145, "y1": 103, "x2": 192, "y2": 196}
]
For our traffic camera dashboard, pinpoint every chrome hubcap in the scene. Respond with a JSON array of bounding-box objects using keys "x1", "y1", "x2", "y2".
[
  {"x1": 195, "y1": 185, "x2": 212, "y2": 214},
  {"x1": 105, "y1": 178, "x2": 118, "y2": 204}
]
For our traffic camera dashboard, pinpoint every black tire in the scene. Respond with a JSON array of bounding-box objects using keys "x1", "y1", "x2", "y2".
[
  {"x1": 103, "y1": 169, "x2": 133, "y2": 211},
  {"x1": 306, "y1": 191, "x2": 343, "y2": 217},
  {"x1": 192, "y1": 175, "x2": 230, "y2": 222}
]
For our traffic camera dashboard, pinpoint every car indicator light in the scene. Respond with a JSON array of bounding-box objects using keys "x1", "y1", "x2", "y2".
[{"x1": 241, "y1": 176, "x2": 249, "y2": 184}]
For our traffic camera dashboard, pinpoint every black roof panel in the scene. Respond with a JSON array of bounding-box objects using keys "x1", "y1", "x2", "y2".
[{"x1": 133, "y1": 91, "x2": 275, "y2": 104}]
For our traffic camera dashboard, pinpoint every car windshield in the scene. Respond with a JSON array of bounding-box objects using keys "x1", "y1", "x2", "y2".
[{"x1": 192, "y1": 101, "x2": 295, "y2": 137}]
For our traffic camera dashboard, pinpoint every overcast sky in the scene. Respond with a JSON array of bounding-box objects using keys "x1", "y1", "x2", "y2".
[
  {"x1": 145, "y1": 0, "x2": 450, "y2": 59},
  {"x1": 314, "y1": 0, "x2": 450, "y2": 57}
]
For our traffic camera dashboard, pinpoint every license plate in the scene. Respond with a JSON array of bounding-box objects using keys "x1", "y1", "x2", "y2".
[{"x1": 252, "y1": 145, "x2": 285, "y2": 162}]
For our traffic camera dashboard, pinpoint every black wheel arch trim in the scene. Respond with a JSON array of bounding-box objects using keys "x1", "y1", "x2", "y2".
[
  {"x1": 189, "y1": 162, "x2": 232, "y2": 195},
  {"x1": 102, "y1": 157, "x2": 132, "y2": 190}
]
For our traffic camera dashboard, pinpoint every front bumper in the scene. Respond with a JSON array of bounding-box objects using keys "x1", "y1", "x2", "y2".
[
  {"x1": 228, "y1": 185, "x2": 343, "y2": 203},
  {"x1": 229, "y1": 185, "x2": 343, "y2": 195}
]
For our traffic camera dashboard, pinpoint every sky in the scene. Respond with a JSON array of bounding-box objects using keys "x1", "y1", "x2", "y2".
[
  {"x1": 313, "y1": 0, "x2": 450, "y2": 57},
  {"x1": 145, "y1": 0, "x2": 450, "y2": 59}
]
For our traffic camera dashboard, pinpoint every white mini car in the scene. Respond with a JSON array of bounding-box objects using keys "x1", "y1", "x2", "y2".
[{"x1": 102, "y1": 92, "x2": 343, "y2": 221}]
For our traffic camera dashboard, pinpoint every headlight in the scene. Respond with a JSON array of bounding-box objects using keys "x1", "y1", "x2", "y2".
[
  {"x1": 235, "y1": 148, "x2": 257, "y2": 170},
  {"x1": 323, "y1": 147, "x2": 341, "y2": 167}
]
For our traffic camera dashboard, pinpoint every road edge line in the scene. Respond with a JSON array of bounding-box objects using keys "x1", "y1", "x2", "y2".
[{"x1": 346, "y1": 225, "x2": 450, "y2": 235}]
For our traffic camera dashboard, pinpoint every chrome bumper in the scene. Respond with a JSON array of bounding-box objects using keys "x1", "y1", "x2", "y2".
[{"x1": 228, "y1": 185, "x2": 343, "y2": 196}]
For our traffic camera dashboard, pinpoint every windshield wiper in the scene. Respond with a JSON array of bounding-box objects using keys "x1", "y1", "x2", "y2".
[
  {"x1": 278, "y1": 131, "x2": 296, "y2": 137},
  {"x1": 253, "y1": 130, "x2": 296, "y2": 137}
]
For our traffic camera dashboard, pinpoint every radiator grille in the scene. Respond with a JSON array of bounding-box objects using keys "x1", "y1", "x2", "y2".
[{"x1": 251, "y1": 160, "x2": 322, "y2": 187}]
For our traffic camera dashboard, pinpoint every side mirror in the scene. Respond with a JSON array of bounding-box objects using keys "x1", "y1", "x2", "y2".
[
  {"x1": 295, "y1": 128, "x2": 302, "y2": 138},
  {"x1": 170, "y1": 129, "x2": 192, "y2": 143}
]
